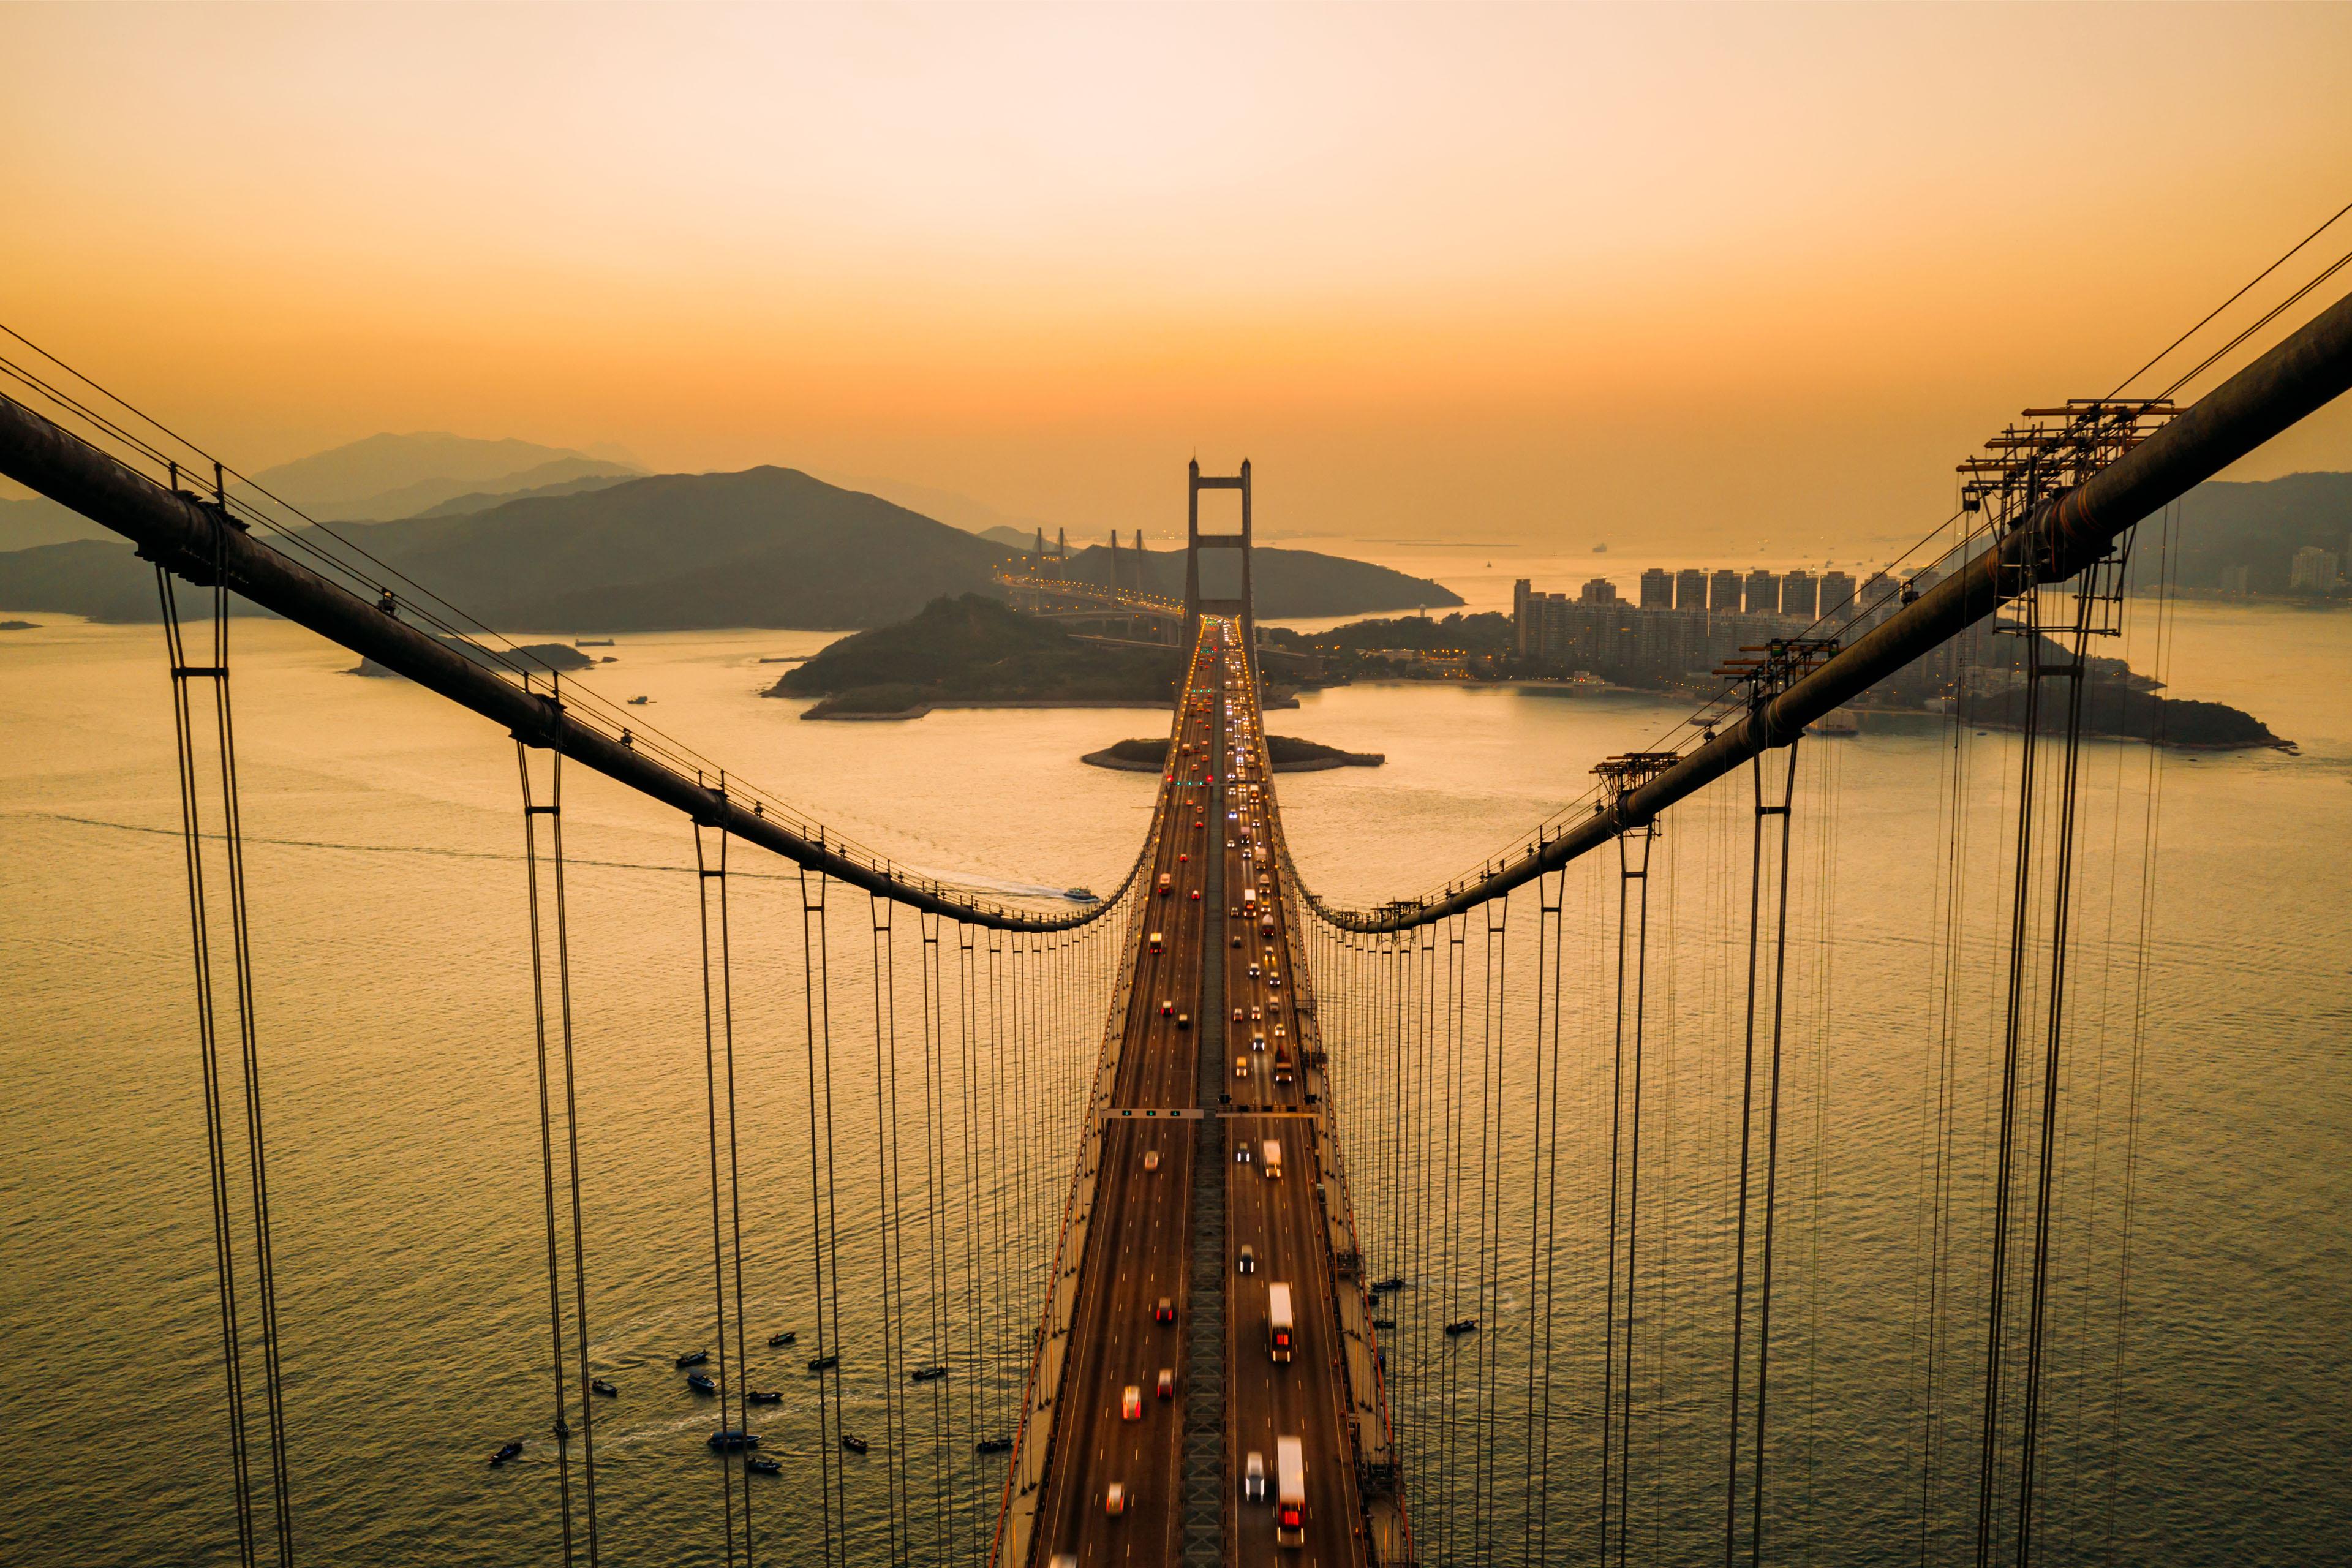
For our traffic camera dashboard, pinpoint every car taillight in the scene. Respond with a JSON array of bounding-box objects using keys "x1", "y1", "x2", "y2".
[{"x1": 1281, "y1": 1507, "x2": 1301, "y2": 1527}]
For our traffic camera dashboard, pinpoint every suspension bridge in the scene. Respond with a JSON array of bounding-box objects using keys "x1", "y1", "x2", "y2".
[{"x1": 1, "y1": 275, "x2": 2348, "y2": 1568}]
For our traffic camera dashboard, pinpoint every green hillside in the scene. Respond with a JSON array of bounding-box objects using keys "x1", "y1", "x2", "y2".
[{"x1": 774, "y1": 594, "x2": 1183, "y2": 712}]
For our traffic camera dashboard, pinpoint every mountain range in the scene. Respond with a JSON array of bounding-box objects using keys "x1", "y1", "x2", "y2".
[{"x1": 0, "y1": 463, "x2": 1459, "y2": 630}]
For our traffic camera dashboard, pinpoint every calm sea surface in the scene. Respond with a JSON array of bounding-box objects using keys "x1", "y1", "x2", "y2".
[{"x1": 1, "y1": 598, "x2": 2345, "y2": 1566}]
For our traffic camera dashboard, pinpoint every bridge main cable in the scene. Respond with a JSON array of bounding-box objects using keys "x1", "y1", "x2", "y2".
[
  {"x1": 0, "y1": 390, "x2": 1123, "y2": 933},
  {"x1": 1298, "y1": 281, "x2": 2352, "y2": 934}
]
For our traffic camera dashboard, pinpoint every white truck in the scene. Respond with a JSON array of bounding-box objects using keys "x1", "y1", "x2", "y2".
[
  {"x1": 1261, "y1": 1139, "x2": 1282, "y2": 1178},
  {"x1": 1275, "y1": 1436, "x2": 1305, "y2": 1547},
  {"x1": 1267, "y1": 1281, "x2": 1294, "y2": 1363}
]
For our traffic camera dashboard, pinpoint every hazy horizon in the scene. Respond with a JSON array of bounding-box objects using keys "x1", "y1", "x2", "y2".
[{"x1": 7, "y1": 2, "x2": 2352, "y2": 559}]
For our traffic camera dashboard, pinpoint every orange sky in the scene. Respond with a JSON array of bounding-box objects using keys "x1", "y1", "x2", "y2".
[{"x1": 6, "y1": 1, "x2": 2351, "y2": 556}]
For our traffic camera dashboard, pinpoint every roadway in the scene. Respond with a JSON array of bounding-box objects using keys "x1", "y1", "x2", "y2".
[
  {"x1": 1031, "y1": 630, "x2": 1220, "y2": 1564},
  {"x1": 1215, "y1": 635, "x2": 1370, "y2": 1568},
  {"x1": 1027, "y1": 621, "x2": 1371, "y2": 1568}
]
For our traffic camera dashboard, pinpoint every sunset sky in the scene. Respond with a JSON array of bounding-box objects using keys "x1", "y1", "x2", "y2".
[{"x1": 6, "y1": 1, "x2": 2351, "y2": 557}]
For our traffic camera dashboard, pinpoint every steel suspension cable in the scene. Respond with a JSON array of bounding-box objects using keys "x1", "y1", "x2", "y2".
[
  {"x1": 1749, "y1": 741, "x2": 1805, "y2": 1568},
  {"x1": 1725, "y1": 747, "x2": 1797, "y2": 1567},
  {"x1": 2014, "y1": 568, "x2": 2105, "y2": 1566},
  {"x1": 156, "y1": 548, "x2": 264, "y2": 1567},
  {"x1": 693, "y1": 814, "x2": 744, "y2": 1566},
  {"x1": 519, "y1": 737, "x2": 586, "y2": 1564},
  {"x1": 1527, "y1": 868, "x2": 1567, "y2": 1564},
  {"x1": 869, "y1": 894, "x2": 909, "y2": 1565},
  {"x1": 801, "y1": 865, "x2": 848, "y2": 1562}
]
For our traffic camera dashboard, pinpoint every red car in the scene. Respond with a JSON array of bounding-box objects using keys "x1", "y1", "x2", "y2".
[
  {"x1": 1190, "y1": 889, "x2": 1202, "y2": 901},
  {"x1": 1155, "y1": 1369, "x2": 1175, "y2": 1400},
  {"x1": 1155, "y1": 1297, "x2": 1176, "y2": 1325}
]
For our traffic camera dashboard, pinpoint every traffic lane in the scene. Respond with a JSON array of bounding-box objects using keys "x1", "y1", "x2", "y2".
[
  {"x1": 1042, "y1": 1126, "x2": 1194, "y2": 1562},
  {"x1": 1040, "y1": 1125, "x2": 1140, "y2": 1555},
  {"x1": 1225, "y1": 1115, "x2": 1364, "y2": 1568}
]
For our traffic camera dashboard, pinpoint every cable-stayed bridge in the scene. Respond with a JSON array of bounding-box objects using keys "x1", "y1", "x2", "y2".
[{"x1": 2, "y1": 282, "x2": 2348, "y2": 1568}]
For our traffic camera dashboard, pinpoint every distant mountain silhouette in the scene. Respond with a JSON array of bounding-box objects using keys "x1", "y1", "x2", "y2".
[
  {"x1": 249, "y1": 432, "x2": 639, "y2": 517},
  {"x1": 0, "y1": 465, "x2": 1458, "y2": 630},
  {"x1": 2125, "y1": 470, "x2": 2352, "y2": 593}
]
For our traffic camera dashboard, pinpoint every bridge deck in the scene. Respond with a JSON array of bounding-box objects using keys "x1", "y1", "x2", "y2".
[{"x1": 1002, "y1": 620, "x2": 1401, "y2": 1567}]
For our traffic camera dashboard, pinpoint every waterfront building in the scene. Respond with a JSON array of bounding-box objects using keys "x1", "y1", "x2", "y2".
[
  {"x1": 1676, "y1": 568, "x2": 1709, "y2": 611},
  {"x1": 1580, "y1": 577, "x2": 1619, "y2": 606},
  {"x1": 1710, "y1": 568, "x2": 1743, "y2": 612},
  {"x1": 2290, "y1": 545, "x2": 2342, "y2": 592},
  {"x1": 1781, "y1": 569, "x2": 1818, "y2": 620},
  {"x1": 1744, "y1": 568, "x2": 1780, "y2": 616},
  {"x1": 1639, "y1": 568, "x2": 1673, "y2": 609},
  {"x1": 1820, "y1": 570, "x2": 1856, "y2": 617}
]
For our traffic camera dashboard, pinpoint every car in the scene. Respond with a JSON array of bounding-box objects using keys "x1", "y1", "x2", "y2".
[
  {"x1": 1190, "y1": 889, "x2": 1201, "y2": 901},
  {"x1": 1247, "y1": 965, "x2": 1261, "y2": 979},
  {"x1": 1122, "y1": 1385, "x2": 1143, "y2": 1420},
  {"x1": 1155, "y1": 1297, "x2": 1176, "y2": 1325},
  {"x1": 1178, "y1": 853, "x2": 1189, "y2": 862},
  {"x1": 1232, "y1": 1008, "x2": 1243, "y2": 1022},
  {"x1": 1236, "y1": 1056, "x2": 1251, "y2": 1079},
  {"x1": 1156, "y1": 1369, "x2": 1174, "y2": 1400},
  {"x1": 1236, "y1": 1145, "x2": 1253, "y2": 1164},
  {"x1": 1243, "y1": 1450, "x2": 1267, "y2": 1500},
  {"x1": 1105, "y1": 1482, "x2": 1126, "y2": 1517},
  {"x1": 1160, "y1": 1000, "x2": 1174, "y2": 1017},
  {"x1": 1157, "y1": 873, "x2": 1172, "y2": 895},
  {"x1": 1237, "y1": 1244, "x2": 1256, "y2": 1275},
  {"x1": 1251, "y1": 1035, "x2": 1265, "y2": 1052},
  {"x1": 1142, "y1": 1150, "x2": 1161, "y2": 1172},
  {"x1": 1176, "y1": 1013, "x2": 1191, "y2": 1030},
  {"x1": 1231, "y1": 934, "x2": 1243, "y2": 948}
]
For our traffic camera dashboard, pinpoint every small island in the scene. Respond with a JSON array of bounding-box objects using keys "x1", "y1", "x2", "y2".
[
  {"x1": 1083, "y1": 736, "x2": 1384, "y2": 773},
  {"x1": 773, "y1": 594, "x2": 1185, "y2": 719},
  {"x1": 0, "y1": 619, "x2": 40, "y2": 630}
]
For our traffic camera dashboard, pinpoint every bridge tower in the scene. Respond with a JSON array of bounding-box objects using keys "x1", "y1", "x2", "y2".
[{"x1": 1185, "y1": 458, "x2": 1252, "y2": 656}]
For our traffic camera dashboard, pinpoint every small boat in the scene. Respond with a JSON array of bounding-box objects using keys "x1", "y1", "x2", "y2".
[
  {"x1": 910, "y1": 1365, "x2": 948, "y2": 1383},
  {"x1": 767, "y1": 1331, "x2": 797, "y2": 1348},
  {"x1": 489, "y1": 1440, "x2": 524, "y2": 1467},
  {"x1": 591, "y1": 1379, "x2": 618, "y2": 1398},
  {"x1": 745, "y1": 1456, "x2": 782, "y2": 1476},
  {"x1": 807, "y1": 1354, "x2": 839, "y2": 1373},
  {"x1": 688, "y1": 1373, "x2": 718, "y2": 1395},
  {"x1": 974, "y1": 1437, "x2": 1013, "y2": 1455},
  {"x1": 839, "y1": 1432, "x2": 869, "y2": 1455},
  {"x1": 627, "y1": 695, "x2": 651, "y2": 706},
  {"x1": 1444, "y1": 1317, "x2": 1479, "y2": 1337},
  {"x1": 1371, "y1": 1319, "x2": 1396, "y2": 1330},
  {"x1": 1370, "y1": 1276, "x2": 1406, "y2": 1294},
  {"x1": 1066, "y1": 888, "x2": 1098, "y2": 902},
  {"x1": 746, "y1": 1389, "x2": 782, "y2": 1404},
  {"x1": 707, "y1": 1430, "x2": 761, "y2": 1452},
  {"x1": 676, "y1": 1350, "x2": 711, "y2": 1368}
]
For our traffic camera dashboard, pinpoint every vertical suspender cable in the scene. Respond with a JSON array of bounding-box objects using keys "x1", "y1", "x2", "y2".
[
  {"x1": 1613, "y1": 818, "x2": 1658, "y2": 1568},
  {"x1": 157, "y1": 540, "x2": 262, "y2": 1567},
  {"x1": 870, "y1": 893, "x2": 908, "y2": 1566},
  {"x1": 1726, "y1": 746, "x2": 1797, "y2": 1568},
  {"x1": 800, "y1": 865, "x2": 844, "y2": 1563},
  {"x1": 1749, "y1": 739, "x2": 1804, "y2": 1568},
  {"x1": 694, "y1": 813, "x2": 742, "y2": 1567},
  {"x1": 1528, "y1": 868, "x2": 1566, "y2": 1563},
  {"x1": 2015, "y1": 568, "x2": 2105, "y2": 1565},
  {"x1": 519, "y1": 736, "x2": 578, "y2": 1563},
  {"x1": 1978, "y1": 591, "x2": 2048, "y2": 1568}
]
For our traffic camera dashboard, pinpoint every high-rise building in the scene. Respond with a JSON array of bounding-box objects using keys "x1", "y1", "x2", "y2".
[
  {"x1": 1781, "y1": 569, "x2": 1818, "y2": 620},
  {"x1": 1819, "y1": 570, "x2": 1856, "y2": 617},
  {"x1": 1676, "y1": 568, "x2": 1709, "y2": 611},
  {"x1": 1580, "y1": 577, "x2": 1619, "y2": 606},
  {"x1": 2290, "y1": 545, "x2": 2342, "y2": 592},
  {"x1": 1860, "y1": 571, "x2": 1896, "y2": 612},
  {"x1": 1744, "y1": 569, "x2": 1780, "y2": 616},
  {"x1": 1710, "y1": 568, "x2": 1743, "y2": 612},
  {"x1": 1639, "y1": 567, "x2": 1673, "y2": 609}
]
